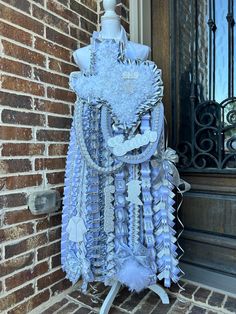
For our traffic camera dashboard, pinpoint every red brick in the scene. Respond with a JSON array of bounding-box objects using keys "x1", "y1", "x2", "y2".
[
  {"x1": 55, "y1": 302, "x2": 79, "y2": 313},
  {"x1": 8, "y1": 289, "x2": 50, "y2": 314},
  {"x1": 0, "y1": 91, "x2": 33, "y2": 110},
  {"x1": 34, "y1": 68, "x2": 69, "y2": 88},
  {"x1": 46, "y1": 27, "x2": 77, "y2": 50},
  {"x1": 0, "y1": 126, "x2": 32, "y2": 140},
  {"x1": 70, "y1": 0, "x2": 97, "y2": 24},
  {"x1": 4, "y1": 209, "x2": 44, "y2": 225},
  {"x1": 41, "y1": 298, "x2": 69, "y2": 314},
  {"x1": 121, "y1": 18, "x2": 129, "y2": 33},
  {"x1": 121, "y1": 0, "x2": 129, "y2": 8},
  {"x1": 2, "y1": 40, "x2": 46, "y2": 67},
  {"x1": 57, "y1": 0, "x2": 69, "y2": 5},
  {"x1": 51, "y1": 277, "x2": 71, "y2": 296},
  {"x1": 0, "y1": 159, "x2": 32, "y2": 174},
  {"x1": 49, "y1": 227, "x2": 61, "y2": 241},
  {"x1": 2, "y1": 143, "x2": 45, "y2": 156},
  {"x1": 35, "y1": 158, "x2": 66, "y2": 170},
  {"x1": 0, "y1": 178, "x2": 5, "y2": 191},
  {"x1": 0, "y1": 223, "x2": 34, "y2": 243},
  {"x1": 1, "y1": 75, "x2": 45, "y2": 96},
  {"x1": 47, "y1": 87, "x2": 75, "y2": 102},
  {"x1": 70, "y1": 27, "x2": 90, "y2": 44},
  {"x1": 81, "y1": 16, "x2": 97, "y2": 34},
  {"x1": 54, "y1": 186, "x2": 64, "y2": 198},
  {"x1": 37, "y1": 129, "x2": 70, "y2": 142},
  {"x1": 224, "y1": 297, "x2": 236, "y2": 312},
  {"x1": 32, "y1": 0, "x2": 44, "y2": 5},
  {"x1": 47, "y1": 171, "x2": 65, "y2": 185},
  {"x1": 34, "y1": 37, "x2": 70, "y2": 62},
  {"x1": 47, "y1": 0, "x2": 80, "y2": 25},
  {"x1": 51, "y1": 253, "x2": 61, "y2": 268},
  {"x1": 34, "y1": 99, "x2": 71, "y2": 115},
  {"x1": 0, "y1": 284, "x2": 34, "y2": 312},
  {"x1": 49, "y1": 57, "x2": 77, "y2": 74},
  {"x1": 81, "y1": 0, "x2": 97, "y2": 12},
  {"x1": 0, "y1": 21, "x2": 32, "y2": 46},
  {"x1": 48, "y1": 115, "x2": 72, "y2": 129},
  {"x1": 4, "y1": 174, "x2": 42, "y2": 190},
  {"x1": 37, "y1": 268, "x2": 65, "y2": 290},
  {"x1": 0, "y1": 57, "x2": 32, "y2": 77},
  {"x1": 32, "y1": 4, "x2": 69, "y2": 34},
  {"x1": 37, "y1": 241, "x2": 60, "y2": 260},
  {"x1": 116, "y1": 4, "x2": 129, "y2": 20},
  {"x1": 5, "y1": 261, "x2": 49, "y2": 291},
  {"x1": 36, "y1": 217, "x2": 50, "y2": 231},
  {"x1": 2, "y1": 109, "x2": 45, "y2": 126},
  {"x1": 50, "y1": 213, "x2": 62, "y2": 226},
  {"x1": 0, "y1": 5, "x2": 44, "y2": 35},
  {"x1": 0, "y1": 252, "x2": 34, "y2": 277},
  {"x1": 49, "y1": 144, "x2": 69, "y2": 156},
  {"x1": 1, "y1": 0, "x2": 31, "y2": 13},
  {"x1": 0, "y1": 193, "x2": 27, "y2": 208},
  {"x1": 5, "y1": 233, "x2": 48, "y2": 258}
]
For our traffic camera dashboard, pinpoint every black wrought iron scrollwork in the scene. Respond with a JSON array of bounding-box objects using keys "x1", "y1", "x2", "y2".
[
  {"x1": 177, "y1": 98, "x2": 236, "y2": 171},
  {"x1": 173, "y1": 0, "x2": 236, "y2": 172}
]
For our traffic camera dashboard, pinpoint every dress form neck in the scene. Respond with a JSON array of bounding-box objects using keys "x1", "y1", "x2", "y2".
[
  {"x1": 73, "y1": 0, "x2": 150, "y2": 71},
  {"x1": 101, "y1": 0, "x2": 121, "y2": 40}
]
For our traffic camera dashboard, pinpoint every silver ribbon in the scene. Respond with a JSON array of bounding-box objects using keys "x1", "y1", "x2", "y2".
[
  {"x1": 152, "y1": 147, "x2": 190, "y2": 291},
  {"x1": 152, "y1": 147, "x2": 191, "y2": 193},
  {"x1": 115, "y1": 243, "x2": 152, "y2": 269}
]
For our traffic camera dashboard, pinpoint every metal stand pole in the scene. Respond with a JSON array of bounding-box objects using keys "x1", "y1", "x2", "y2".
[{"x1": 99, "y1": 281, "x2": 169, "y2": 314}]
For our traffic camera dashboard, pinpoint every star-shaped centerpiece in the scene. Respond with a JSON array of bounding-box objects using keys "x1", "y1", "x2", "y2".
[{"x1": 70, "y1": 39, "x2": 163, "y2": 130}]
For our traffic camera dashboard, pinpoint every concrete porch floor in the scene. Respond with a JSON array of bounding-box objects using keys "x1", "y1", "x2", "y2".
[{"x1": 31, "y1": 279, "x2": 236, "y2": 314}]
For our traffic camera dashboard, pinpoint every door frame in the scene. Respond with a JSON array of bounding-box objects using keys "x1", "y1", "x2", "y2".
[
  {"x1": 129, "y1": 0, "x2": 236, "y2": 294},
  {"x1": 129, "y1": 0, "x2": 151, "y2": 46}
]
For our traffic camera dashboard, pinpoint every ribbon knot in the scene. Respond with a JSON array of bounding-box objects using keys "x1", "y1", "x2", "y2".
[
  {"x1": 116, "y1": 243, "x2": 152, "y2": 268},
  {"x1": 152, "y1": 148, "x2": 191, "y2": 193},
  {"x1": 162, "y1": 147, "x2": 179, "y2": 164}
]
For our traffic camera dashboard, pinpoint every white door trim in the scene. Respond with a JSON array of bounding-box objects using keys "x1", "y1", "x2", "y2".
[{"x1": 129, "y1": 0, "x2": 152, "y2": 47}]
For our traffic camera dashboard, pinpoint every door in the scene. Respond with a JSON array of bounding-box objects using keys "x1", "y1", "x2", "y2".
[{"x1": 152, "y1": 0, "x2": 236, "y2": 293}]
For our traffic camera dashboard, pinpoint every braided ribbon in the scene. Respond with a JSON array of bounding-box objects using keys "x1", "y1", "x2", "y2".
[{"x1": 152, "y1": 147, "x2": 190, "y2": 290}]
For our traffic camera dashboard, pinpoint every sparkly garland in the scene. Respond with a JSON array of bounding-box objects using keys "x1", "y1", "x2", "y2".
[
  {"x1": 61, "y1": 119, "x2": 82, "y2": 283},
  {"x1": 61, "y1": 105, "x2": 90, "y2": 285},
  {"x1": 75, "y1": 99, "x2": 124, "y2": 174},
  {"x1": 81, "y1": 105, "x2": 96, "y2": 290},
  {"x1": 114, "y1": 167, "x2": 129, "y2": 256},
  {"x1": 151, "y1": 134, "x2": 182, "y2": 288},
  {"x1": 140, "y1": 113, "x2": 157, "y2": 284}
]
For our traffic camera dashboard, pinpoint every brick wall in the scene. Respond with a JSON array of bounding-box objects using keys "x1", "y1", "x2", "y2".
[
  {"x1": 98, "y1": 0, "x2": 129, "y2": 32},
  {"x1": 0, "y1": 0, "x2": 129, "y2": 313},
  {"x1": 0, "y1": 0, "x2": 98, "y2": 313},
  {"x1": 116, "y1": 0, "x2": 129, "y2": 33}
]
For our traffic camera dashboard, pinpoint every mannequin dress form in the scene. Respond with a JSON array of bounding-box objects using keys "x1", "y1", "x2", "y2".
[
  {"x1": 72, "y1": 1, "x2": 170, "y2": 313},
  {"x1": 73, "y1": 0, "x2": 150, "y2": 71}
]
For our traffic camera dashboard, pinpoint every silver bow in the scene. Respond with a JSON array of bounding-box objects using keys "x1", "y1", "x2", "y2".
[
  {"x1": 116, "y1": 243, "x2": 152, "y2": 268},
  {"x1": 162, "y1": 147, "x2": 179, "y2": 164},
  {"x1": 152, "y1": 147, "x2": 191, "y2": 193}
]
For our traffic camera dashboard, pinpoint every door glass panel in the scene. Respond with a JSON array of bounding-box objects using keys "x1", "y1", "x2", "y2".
[
  {"x1": 172, "y1": 0, "x2": 236, "y2": 172},
  {"x1": 215, "y1": 0, "x2": 228, "y2": 102}
]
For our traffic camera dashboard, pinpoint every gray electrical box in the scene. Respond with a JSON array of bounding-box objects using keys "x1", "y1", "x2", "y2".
[{"x1": 28, "y1": 190, "x2": 61, "y2": 215}]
